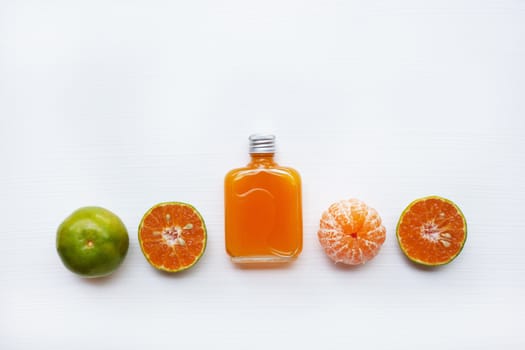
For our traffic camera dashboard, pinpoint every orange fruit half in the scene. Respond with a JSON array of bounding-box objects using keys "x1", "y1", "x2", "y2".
[
  {"x1": 396, "y1": 196, "x2": 467, "y2": 266},
  {"x1": 138, "y1": 202, "x2": 207, "y2": 272},
  {"x1": 318, "y1": 199, "x2": 386, "y2": 265}
]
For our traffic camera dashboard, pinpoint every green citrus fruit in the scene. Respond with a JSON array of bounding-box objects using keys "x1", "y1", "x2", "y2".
[{"x1": 56, "y1": 206, "x2": 129, "y2": 278}]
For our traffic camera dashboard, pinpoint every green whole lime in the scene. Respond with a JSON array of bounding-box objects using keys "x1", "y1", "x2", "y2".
[{"x1": 56, "y1": 206, "x2": 129, "y2": 278}]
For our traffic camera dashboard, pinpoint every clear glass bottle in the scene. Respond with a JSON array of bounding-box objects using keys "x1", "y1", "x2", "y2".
[{"x1": 224, "y1": 134, "x2": 303, "y2": 263}]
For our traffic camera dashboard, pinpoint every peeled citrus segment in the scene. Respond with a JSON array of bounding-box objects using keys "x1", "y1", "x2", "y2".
[
  {"x1": 138, "y1": 202, "x2": 207, "y2": 272},
  {"x1": 318, "y1": 199, "x2": 386, "y2": 265},
  {"x1": 396, "y1": 196, "x2": 467, "y2": 266}
]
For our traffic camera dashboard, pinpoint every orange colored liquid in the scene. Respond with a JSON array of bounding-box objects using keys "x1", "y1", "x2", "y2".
[{"x1": 224, "y1": 154, "x2": 303, "y2": 263}]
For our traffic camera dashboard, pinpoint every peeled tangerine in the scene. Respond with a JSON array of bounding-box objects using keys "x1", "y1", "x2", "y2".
[{"x1": 318, "y1": 199, "x2": 386, "y2": 265}]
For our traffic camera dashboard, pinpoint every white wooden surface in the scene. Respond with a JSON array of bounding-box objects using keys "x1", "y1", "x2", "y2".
[{"x1": 1, "y1": 1, "x2": 524, "y2": 348}]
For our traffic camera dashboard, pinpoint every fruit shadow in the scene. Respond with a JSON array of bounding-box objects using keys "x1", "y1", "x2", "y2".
[
  {"x1": 151, "y1": 256, "x2": 210, "y2": 278},
  {"x1": 322, "y1": 250, "x2": 388, "y2": 272},
  {"x1": 77, "y1": 257, "x2": 133, "y2": 286},
  {"x1": 153, "y1": 267, "x2": 196, "y2": 278},
  {"x1": 397, "y1": 250, "x2": 449, "y2": 272},
  {"x1": 323, "y1": 255, "x2": 371, "y2": 271},
  {"x1": 79, "y1": 267, "x2": 126, "y2": 286}
]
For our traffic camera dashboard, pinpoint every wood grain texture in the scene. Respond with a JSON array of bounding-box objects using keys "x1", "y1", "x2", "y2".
[{"x1": 1, "y1": 1, "x2": 524, "y2": 349}]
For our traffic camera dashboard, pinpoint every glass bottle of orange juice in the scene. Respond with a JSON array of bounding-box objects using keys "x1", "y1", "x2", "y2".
[{"x1": 224, "y1": 134, "x2": 303, "y2": 263}]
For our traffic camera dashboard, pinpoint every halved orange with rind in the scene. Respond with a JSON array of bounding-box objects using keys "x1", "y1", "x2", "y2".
[
  {"x1": 138, "y1": 202, "x2": 207, "y2": 273},
  {"x1": 396, "y1": 196, "x2": 467, "y2": 266}
]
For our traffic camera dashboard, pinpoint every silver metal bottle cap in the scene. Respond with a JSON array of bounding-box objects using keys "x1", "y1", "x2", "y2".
[{"x1": 249, "y1": 134, "x2": 276, "y2": 154}]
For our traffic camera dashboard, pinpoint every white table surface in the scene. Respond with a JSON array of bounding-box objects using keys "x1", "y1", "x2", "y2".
[{"x1": 1, "y1": 1, "x2": 524, "y2": 349}]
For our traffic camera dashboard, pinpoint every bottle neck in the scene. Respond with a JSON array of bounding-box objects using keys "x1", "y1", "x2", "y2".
[{"x1": 249, "y1": 153, "x2": 277, "y2": 167}]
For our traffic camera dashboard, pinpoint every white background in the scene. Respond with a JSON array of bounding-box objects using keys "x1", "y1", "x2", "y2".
[{"x1": 1, "y1": 1, "x2": 524, "y2": 348}]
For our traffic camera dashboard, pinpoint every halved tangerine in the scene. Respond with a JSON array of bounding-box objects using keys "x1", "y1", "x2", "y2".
[
  {"x1": 138, "y1": 202, "x2": 207, "y2": 272},
  {"x1": 318, "y1": 199, "x2": 386, "y2": 265},
  {"x1": 396, "y1": 196, "x2": 467, "y2": 266}
]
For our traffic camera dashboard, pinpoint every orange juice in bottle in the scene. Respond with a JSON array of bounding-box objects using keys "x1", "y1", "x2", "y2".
[{"x1": 224, "y1": 134, "x2": 303, "y2": 263}]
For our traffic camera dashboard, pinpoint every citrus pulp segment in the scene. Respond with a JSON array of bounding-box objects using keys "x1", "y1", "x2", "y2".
[
  {"x1": 138, "y1": 202, "x2": 207, "y2": 273},
  {"x1": 318, "y1": 199, "x2": 386, "y2": 265},
  {"x1": 396, "y1": 196, "x2": 467, "y2": 266}
]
